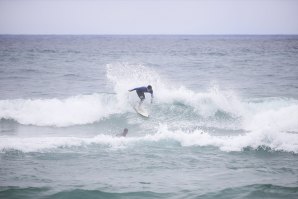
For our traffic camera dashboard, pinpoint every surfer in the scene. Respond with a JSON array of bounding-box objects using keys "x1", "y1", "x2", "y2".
[
  {"x1": 129, "y1": 85, "x2": 153, "y2": 106},
  {"x1": 116, "y1": 128, "x2": 128, "y2": 137}
]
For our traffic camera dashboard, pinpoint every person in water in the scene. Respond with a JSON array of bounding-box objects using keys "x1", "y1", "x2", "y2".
[
  {"x1": 116, "y1": 128, "x2": 128, "y2": 137},
  {"x1": 129, "y1": 85, "x2": 153, "y2": 106}
]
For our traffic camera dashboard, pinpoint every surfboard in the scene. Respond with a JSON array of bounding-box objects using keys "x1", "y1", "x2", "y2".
[{"x1": 134, "y1": 105, "x2": 149, "y2": 117}]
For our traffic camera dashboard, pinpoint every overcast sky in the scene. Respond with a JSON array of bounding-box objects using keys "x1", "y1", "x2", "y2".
[{"x1": 0, "y1": 0, "x2": 297, "y2": 35}]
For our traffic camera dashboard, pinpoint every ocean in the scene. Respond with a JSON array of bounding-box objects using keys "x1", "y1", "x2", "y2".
[{"x1": 0, "y1": 35, "x2": 298, "y2": 199}]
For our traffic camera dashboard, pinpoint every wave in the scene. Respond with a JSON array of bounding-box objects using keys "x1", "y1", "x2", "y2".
[
  {"x1": 107, "y1": 63, "x2": 298, "y2": 132},
  {"x1": 0, "y1": 63, "x2": 298, "y2": 154},
  {"x1": 1, "y1": 63, "x2": 295, "y2": 128},
  {"x1": 0, "y1": 187, "x2": 170, "y2": 199},
  {"x1": 0, "y1": 186, "x2": 49, "y2": 199},
  {"x1": 1, "y1": 184, "x2": 297, "y2": 199},
  {"x1": 0, "y1": 93, "x2": 127, "y2": 127},
  {"x1": 106, "y1": 63, "x2": 242, "y2": 117},
  {"x1": 48, "y1": 190, "x2": 169, "y2": 199},
  {"x1": 1, "y1": 124, "x2": 298, "y2": 153},
  {"x1": 198, "y1": 184, "x2": 298, "y2": 199}
]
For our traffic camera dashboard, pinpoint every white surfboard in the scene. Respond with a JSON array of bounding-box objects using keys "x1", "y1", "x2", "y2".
[{"x1": 134, "y1": 105, "x2": 149, "y2": 117}]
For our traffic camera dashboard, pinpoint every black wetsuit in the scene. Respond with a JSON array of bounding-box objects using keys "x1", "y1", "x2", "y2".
[{"x1": 129, "y1": 87, "x2": 153, "y2": 100}]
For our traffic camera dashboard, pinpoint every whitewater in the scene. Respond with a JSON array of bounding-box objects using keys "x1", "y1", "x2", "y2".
[
  {"x1": 0, "y1": 35, "x2": 298, "y2": 199},
  {"x1": 1, "y1": 63, "x2": 298, "y2": 153}
]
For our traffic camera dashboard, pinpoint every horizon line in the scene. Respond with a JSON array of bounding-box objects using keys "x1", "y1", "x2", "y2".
[{"x1": 0, "y1": 34, "x2": 298, "y2": 36}]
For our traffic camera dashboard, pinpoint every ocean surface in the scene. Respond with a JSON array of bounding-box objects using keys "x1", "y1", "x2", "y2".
[{"x1": 0, "y1": 35, "x2": 298, "y2": 199}]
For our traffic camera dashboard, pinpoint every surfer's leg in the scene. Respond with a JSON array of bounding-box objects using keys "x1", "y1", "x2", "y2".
[
  {"x1": 137, "y1": 91, "x2": 145, "y2": 107},
  {"x1": 139, "y1": 98, "x2": 144, "y2": 107}
]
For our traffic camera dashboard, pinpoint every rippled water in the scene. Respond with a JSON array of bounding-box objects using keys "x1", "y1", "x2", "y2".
[{"x1": 0, "y1": 35, "x2": 298, "y2": 199}]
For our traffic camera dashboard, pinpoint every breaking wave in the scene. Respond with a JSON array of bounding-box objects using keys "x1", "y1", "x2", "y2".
[
  {"x1": 1, "y1": 124, "x2": 298, "y2": 153},
  {"x1": 1, "y1": 63, "x2": 298, "y2": 153}
]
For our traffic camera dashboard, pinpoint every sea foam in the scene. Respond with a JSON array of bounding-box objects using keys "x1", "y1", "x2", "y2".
[
  {"x1": 1, "y1": 124, "x2": 297, "y2": 153},
  {"x1": 0, "y1": 94, "x2": 125, "y2": 127}
]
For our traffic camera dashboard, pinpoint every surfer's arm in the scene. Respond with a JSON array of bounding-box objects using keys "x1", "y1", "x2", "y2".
[{"x1": 128, "y1": 88, "x2": 136, "y2": 92}]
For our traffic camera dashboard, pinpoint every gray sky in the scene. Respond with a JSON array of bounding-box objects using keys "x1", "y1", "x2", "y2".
[{"x1": 0, "y1": 0, "x2": 297, "y2": 34}]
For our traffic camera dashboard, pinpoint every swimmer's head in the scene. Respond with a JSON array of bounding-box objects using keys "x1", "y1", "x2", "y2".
[{"x1": 123, "y1": 128, "x2": 128, "y2": 136}]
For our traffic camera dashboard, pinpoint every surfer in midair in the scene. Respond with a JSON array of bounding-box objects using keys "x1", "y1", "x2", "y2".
[{"x1": 129, "y1": 85, "x2": 153, "y2": 107}]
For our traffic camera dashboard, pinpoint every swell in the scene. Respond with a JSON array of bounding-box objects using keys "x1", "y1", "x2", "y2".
[
  {"x1": 47, "y1": 190, "x2": 170, "y2": 199},
  {"x1": 0, "y1": 186, "x2": 50, "y2": 199},
  {"x1": 0, "y1": 187, "x2": 170, "y2": 199},
  {"x1": 1, "y1": 184, "x2": 297, "y2": 199},
  {"x1": 197, "y1": 184, "x2": 298, "y2": 199}
]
